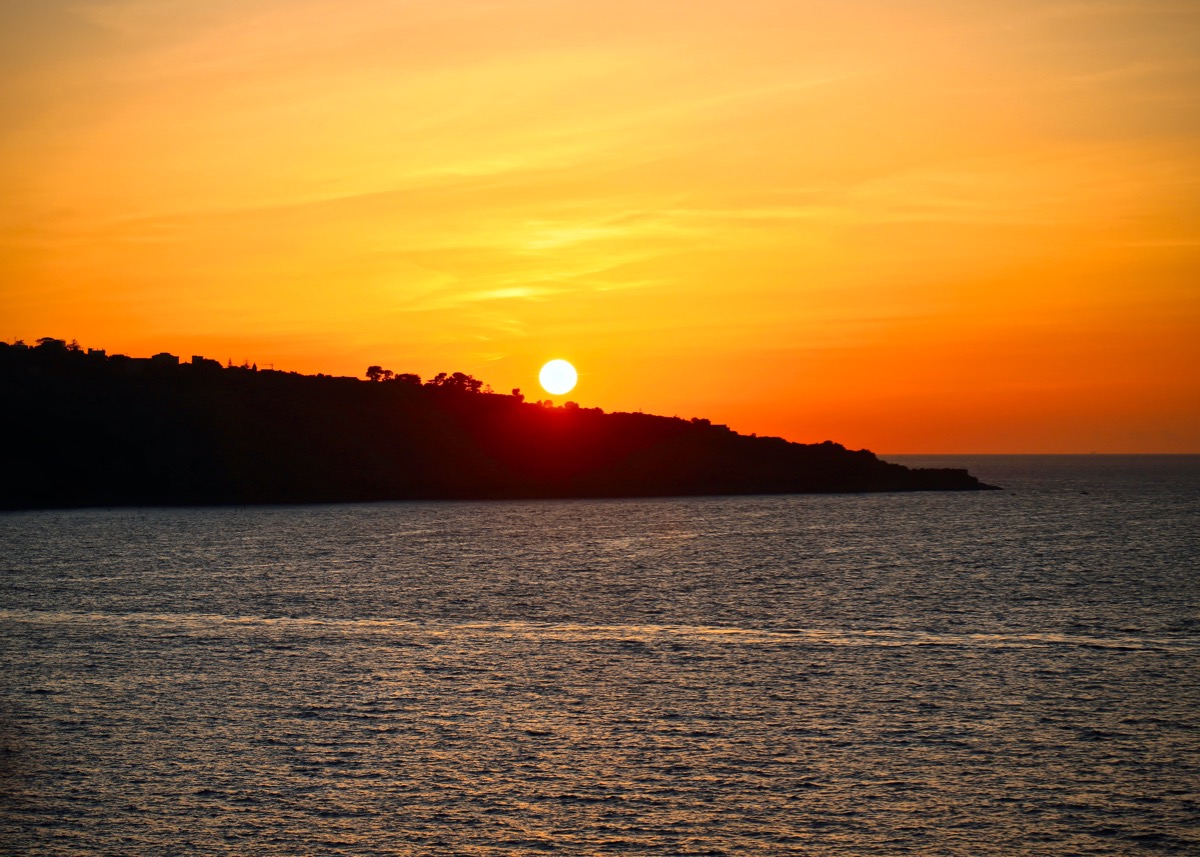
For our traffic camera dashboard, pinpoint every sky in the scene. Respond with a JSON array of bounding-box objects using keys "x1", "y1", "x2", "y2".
[{"x1": 2, "y1": 0, "x2": 1198, "y2": 452}]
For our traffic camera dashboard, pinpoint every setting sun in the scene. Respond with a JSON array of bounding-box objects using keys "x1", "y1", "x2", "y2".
[{"x1": 539, "y1": 360, "x2": 578, "y2": 396}]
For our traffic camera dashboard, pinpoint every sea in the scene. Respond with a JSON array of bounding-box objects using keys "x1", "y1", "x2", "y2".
[{"x1": 1, "y1": 455, "x2": 1198, "y2": 855}]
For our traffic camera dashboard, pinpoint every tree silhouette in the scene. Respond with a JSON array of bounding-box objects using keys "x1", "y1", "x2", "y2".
[{"x1": 427, "y1": 371, "x2": 483, "y2": 393}]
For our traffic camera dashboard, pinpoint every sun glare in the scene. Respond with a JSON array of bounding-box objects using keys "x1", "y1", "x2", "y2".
[{"x1": 539, "y1": 359, "x2": 578, "y2": 396}]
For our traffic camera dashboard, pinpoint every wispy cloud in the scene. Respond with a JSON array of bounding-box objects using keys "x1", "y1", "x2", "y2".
[{"x1": 3, "y1": 0, "x2": 1198, "y2": 450}]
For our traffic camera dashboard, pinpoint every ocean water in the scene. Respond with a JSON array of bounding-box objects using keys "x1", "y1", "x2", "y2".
[{"x1": 1, "y1": 455, "x2": 1198, "y2": 855}]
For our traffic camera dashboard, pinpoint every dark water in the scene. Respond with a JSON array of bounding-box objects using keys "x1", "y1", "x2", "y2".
[{"x1": 2, "y1": 456, "x2": 1198, "y2": 854}]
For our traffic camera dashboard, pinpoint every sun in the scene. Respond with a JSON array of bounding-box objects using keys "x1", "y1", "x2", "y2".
[{"x1": 539, "y1": 359, "x2": 578, "y2": 395}]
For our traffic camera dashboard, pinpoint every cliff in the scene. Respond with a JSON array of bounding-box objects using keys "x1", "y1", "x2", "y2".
[{"x1": 0, "y1": 341, "x2": 997, "y2": 510}]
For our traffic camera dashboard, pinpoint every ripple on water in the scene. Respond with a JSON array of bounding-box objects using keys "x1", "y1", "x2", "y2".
[{"x1": 2, "y1": 460, "x2": 1199, "y2": 854}]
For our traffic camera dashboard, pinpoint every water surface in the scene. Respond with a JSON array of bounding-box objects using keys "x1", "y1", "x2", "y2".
[{"x1": 3, "y1": 456, "x2": 1198, "y2": 854}]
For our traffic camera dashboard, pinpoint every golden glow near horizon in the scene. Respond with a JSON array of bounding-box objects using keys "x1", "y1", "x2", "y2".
[{"x1": 2, "y1": 1, "x2": 1198, "y2": 451}]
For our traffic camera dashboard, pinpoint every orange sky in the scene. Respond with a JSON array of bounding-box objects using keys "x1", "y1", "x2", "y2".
[{"x1": 2, "y1": 0, "x2": 1198, "y2": 452}]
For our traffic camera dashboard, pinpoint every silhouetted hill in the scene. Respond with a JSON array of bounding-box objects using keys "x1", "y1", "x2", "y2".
[{"x1": 0, "y1": 340, "x2": 997, "y2": 510}]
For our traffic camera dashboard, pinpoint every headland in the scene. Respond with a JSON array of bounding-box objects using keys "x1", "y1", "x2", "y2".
[{"x1": 0, "y1": 339, "x2": 997, "y2": 510}]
